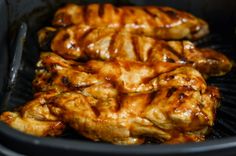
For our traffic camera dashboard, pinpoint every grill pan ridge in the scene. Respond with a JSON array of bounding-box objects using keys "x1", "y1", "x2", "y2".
[{"x1": 0, "y1": 0, "x2": 236, "y2": 155}]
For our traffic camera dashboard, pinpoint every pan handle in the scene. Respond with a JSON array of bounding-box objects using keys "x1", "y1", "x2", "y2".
[
  {"x1": 8, "y1": 22, "x2": 27, "y2": 90},
  {"x1": 0, "y1": 23, "x2": 27, "y2": 112}
]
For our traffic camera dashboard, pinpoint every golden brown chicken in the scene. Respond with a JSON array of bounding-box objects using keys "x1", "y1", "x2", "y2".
[
  {"x1": 52, "y1": 3, "x2": 209, "y2": 40},
  {"x1": 0, "y1": 3, "x2": 223, "y2": 145},
  {"x1": 0, "y1": 91, "x2": 65, "y2": 136},
  {"x1": 38, "y1": 26, "x2": 232, "y2": 77},
  {"x1": 1, "y1": 53, "x2": 220, "y2": 144}
]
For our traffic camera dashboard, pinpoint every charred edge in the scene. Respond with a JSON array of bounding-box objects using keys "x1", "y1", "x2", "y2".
[
  {"x1": 98, "y1": 4, "x2": 105, "y2": 18},
  {"x1": 166, "y1": 87, "x2": 177, "y2": 98}
]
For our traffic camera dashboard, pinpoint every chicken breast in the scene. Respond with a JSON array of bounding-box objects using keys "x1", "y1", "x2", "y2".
[
  {"x1": 52, "y1": 3, "x2": 209, "y2": 40},
  {"x1": 0, "y1": 3, "x2": 223, "y2": 145},
  {"x1": 49, "y1": 86, "x2": 219, "y2": 144},
  {"x1": 33, "y1": 53, "x2": 206, "y2": 94},
  {"x1": 0, "y1": 53, "x2": 220, "y2": 144},
  {"x1": 38, "y1": 26, "x2": 232, "y2": 77},
  {"x1": 1, "y1": 52, "x2": 219, "y2": 144}
]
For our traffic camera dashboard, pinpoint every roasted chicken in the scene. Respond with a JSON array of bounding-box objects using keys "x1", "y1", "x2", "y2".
[
  {"x1": 52, "y1": 3, "x2": 209, "y2": 40},
  {"x1": 38, "y1": 26, "x2": 232, "y2": 77},
  {"x1": 1, "y1": 53, "x2": 220, "y2": 144}
]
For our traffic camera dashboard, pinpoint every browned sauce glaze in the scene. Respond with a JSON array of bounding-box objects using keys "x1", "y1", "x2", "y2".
[
  {"x1": 38, "y1": 25, "x2": 232, "y2": 77},
  {"x1": 0, "y1": 3, "x2": 228, "y2": 145},
  {"x1": 52, "y1": 3, "x2": 209, "y2": 40},
  {"x1": 1, "y1": 53, "x2": 220, "y2": 144}
]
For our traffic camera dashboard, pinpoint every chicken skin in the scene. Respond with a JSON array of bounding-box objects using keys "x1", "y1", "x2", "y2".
[
  {"x1": 38, "y1": 26, "x2": 232, "y2": 77},
  {"x1": 52, "y1": 3, "x2": 209, "y2": 40},
  {"x1": 0, "y1": 53, "x2": 219, "y2": 144},
  {"x1": 0, "y1": 91, "x2": 65, "y2": 136}
]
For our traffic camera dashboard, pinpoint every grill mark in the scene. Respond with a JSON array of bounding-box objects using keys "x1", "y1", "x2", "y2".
[
  {"x1": 114, "y1": 7, "x2": 119, "y2": 14},
  {"x1": 148, "y1": 92, "x2": 157, "y2": 105},
  {"x1": 131, "y1": 36, "x2": 141, "y2": 61},
  {"x1": 147, "y1": 44, "x2": 155, "y2": 61},
  {"x1": 120, "y1": 8, "x2": 126, "y2": 26},
  {"x1": 82, "y1": 5, "x2": 88, "y2": 24},
  {"x1": 130, "y1": 8, "x2": 135, "y2": 14},
  {"x1": 91, "y1": 106, "x2": 100, "y2": 117},
  {"x1": 161, "y1": 9, "x2": 178, "y2": 18},
  {"x1": 181, "y1": 42, "x2": 187, "y2": 62},
  {"x1": 115, "y1": 93, "x2": 124, "y2": 112},
  {"x1": 158, "y1": 8, "x2": 179, "y2": 19},
  {"x1": 62, "y1": 33, "x2": 70, "y2": 41},
  {"x1": 166, "y1": 87, "x2": 177, "y2": 98},
  {"x1": 108, "y1": 31, "x2": 119, "y2": 56},
  {"x1": 166, "y1": 57, "x2": 176, "y2": 63},
  {"x1": 165, "y1": 75, "x2": 175, "y2": 81},
  {"x1": 143, "y1": 8, "x2": 158, "y2": 18},
  {"x1": 164, "y1": 44, "x2": 184, "y2": 62},
  {"x1": 98, "y1": 4, "x2": 105, "y2": 18},
  {"x1": 79, "y1": 27, "x2": 95, "y2": 41},
  {"x1": 61, "y1": 76, "x2": 70, "y2": 86}
]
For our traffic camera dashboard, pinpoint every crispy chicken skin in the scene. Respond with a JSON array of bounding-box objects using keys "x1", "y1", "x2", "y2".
[
  {"x1": 52, "y1": 3, "x2": 209, "y2": 40},
  {"x1": 38, "y1": 26, "x2": 232, "y2": 76}
]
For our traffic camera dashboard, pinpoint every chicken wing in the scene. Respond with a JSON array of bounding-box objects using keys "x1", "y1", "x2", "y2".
[
  {"x1": 52, "y1": 3, "x2": 209, "y2": 40},
  {"x1": 38, "y1": 26, "x2": 232, "y2": 76}
]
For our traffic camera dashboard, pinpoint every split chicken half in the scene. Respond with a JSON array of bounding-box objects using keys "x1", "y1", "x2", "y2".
[{"x1": 1, "y1": 53, "x2": 220, "y2": 144}]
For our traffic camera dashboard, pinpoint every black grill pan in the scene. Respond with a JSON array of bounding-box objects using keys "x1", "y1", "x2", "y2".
[{"x1": 0, "y1": 0, "x2": 236, "y2": 155}]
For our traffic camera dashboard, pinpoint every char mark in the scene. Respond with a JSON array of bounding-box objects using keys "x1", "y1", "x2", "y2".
[{"x1": 166, "y1": 87, "x2": 177, "y2": 98}]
